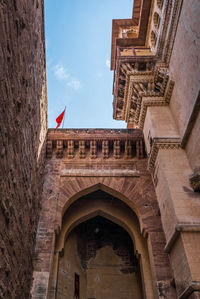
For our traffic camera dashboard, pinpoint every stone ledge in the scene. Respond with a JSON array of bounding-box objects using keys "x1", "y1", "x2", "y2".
[
  {"x1": 178, "y1": 281, "x2": 200, "y2": 299},
  {"x1": 164, "y1": 224, "x2": 200, "y2": 253},
  {"x1": 60, "y1": 168, "x2": 141, "y2": 177},
  {"x1": 147, "y1": 137, "x2": 181, "y2": 171}
]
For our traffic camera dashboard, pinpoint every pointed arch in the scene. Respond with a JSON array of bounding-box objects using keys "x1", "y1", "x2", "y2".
[
  {"x1": 53, "y1": 188, "x2": 155, "y2": 299},
  {"x1": 61, "y1": 182, "x2": 141, "y2": 223}
]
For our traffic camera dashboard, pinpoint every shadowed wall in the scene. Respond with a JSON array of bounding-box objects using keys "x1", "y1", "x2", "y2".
[{"x1": 0, "y1": 0, "x2": 47, "y2": 297}]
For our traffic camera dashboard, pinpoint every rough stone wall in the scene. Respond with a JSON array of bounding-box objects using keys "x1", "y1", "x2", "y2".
[
  {"x1": 57, "y1": 232, "x2": 87, "y2": 299},
  {"x1": 0, "y1": 0, "x2": 47, "y2": 298}
]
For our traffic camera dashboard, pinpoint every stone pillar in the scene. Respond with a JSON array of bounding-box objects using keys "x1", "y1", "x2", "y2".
[
  {"x1": 125, "y1": 140, "x2": 132, "y2": 159},
  {"x1": 67, "y1": 140, "x2": 74, "y2": 159},
  {"x1": 113, "y1": 140, "x2": 120, "y2": 159},
  {"x1": 102, "y1": 140, "x2": 109, "y2": 159},
  {"x1": 79, "y1": 140, "x2": 85, "y2": 159},
  {"x1": 90, "y1": 140, "x2": 97, "y2": 159},
  {"x1": 56, "y1": 140, "x2": 63, "y2": 158}
]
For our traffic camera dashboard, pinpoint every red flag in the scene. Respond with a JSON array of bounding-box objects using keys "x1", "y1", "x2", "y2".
[{"x1": 56, "y1": 109, "x2": 65, "y2": 129}]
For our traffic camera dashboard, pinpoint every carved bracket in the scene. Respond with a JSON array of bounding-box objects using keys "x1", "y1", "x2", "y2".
[{"x1": 148, "y1": 137, "x2": 181, "y2": 171}]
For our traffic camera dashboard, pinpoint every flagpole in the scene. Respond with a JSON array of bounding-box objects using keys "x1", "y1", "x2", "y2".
[{"x1": 62, "y1": 106, "x2": 66, "y2": 128}]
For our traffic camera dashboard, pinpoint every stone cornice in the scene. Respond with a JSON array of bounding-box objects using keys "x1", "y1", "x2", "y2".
[
  {"x1": 113, "y1": 62, "x2": 173, "y2": 126},
  {"x1": 138, "y1": 80, "x2": 175, "y2": 129},
  {"x1": 60, "y1": 168, "x2": 141, "y2": 177},
  {"x1": 148, "y1": 137, "x2": 181, "y2": 171},
  {"x1": 113, "y1": 57, "x2": 156, "y2": 121},
  {"x1": 46, "y1": 129, "x2": 145, "y2": 161},
  {"x1": 164, "y1": 223, "x2": 200, "y2": 254},
  {"x1": 47, "y1": 128, "x2": 142, "y2": 141},
  {"x1": 178, "y1": 282, "x2": 200, "y2": 299}
]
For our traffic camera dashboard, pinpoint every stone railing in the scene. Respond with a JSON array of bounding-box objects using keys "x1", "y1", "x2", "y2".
[{"x1": 46, "y1": 129, "x2": 145, "y2": 160}]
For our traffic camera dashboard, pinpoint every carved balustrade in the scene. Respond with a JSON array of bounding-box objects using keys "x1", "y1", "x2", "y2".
[{"x1": 46, "y1": 129, "x2": 145, "y2": 160}]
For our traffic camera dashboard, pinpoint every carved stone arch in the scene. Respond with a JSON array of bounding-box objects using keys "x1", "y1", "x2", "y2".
[
  {"x1": 59, "y1": 199, "x2": 142, "y2": 254},
  {"x1": 61, "y1": 182, "x2": 141, "y2": 224},
  {"x1": 32, "y1": 174, "x2": 175, "y2": 299},
  {"x1": 52, "y1": 188, "x2": 154, "y2": 299}
]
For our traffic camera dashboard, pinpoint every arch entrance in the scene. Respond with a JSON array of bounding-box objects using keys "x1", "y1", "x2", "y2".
[
  {"x1": 31, "y1": 129, "x2": 176, "y2": 299},
  {"x1": 49, "y1": 190, "x2": 151, "y2": 299},
  {"x1": 58, "y1": 215, "x2": 142, "y2": 299}
]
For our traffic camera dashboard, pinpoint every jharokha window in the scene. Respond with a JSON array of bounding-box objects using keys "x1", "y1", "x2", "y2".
[{"x1": 74, "y1": 273, "x2": 80, "y2": 299}]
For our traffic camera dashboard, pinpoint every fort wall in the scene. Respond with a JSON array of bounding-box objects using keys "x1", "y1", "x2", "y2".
[{"x1": 0, "y1": 1, "x2": 47, "y2": 297}]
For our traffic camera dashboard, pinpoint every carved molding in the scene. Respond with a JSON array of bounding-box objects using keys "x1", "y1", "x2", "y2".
[
  {"x1": 138, "y1": 80, "x2": 174, "y2": 129},
  {"x1": 60, "y1": 168, "x2": 141, "y2": 177},
  {"x1": 46, "y1": 129, "x2": 145, "y2": 161},
  {"x1": 162, "y1": 0, "x2": 183, "y2": 65},
  {"x1": 113, "y1": 60, "x2": 174, "y2": 127},
  {"x1": 148, "y1": 137, "x2": 181, "y2": 171}
]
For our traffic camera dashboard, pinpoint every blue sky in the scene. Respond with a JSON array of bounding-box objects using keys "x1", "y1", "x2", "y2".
[{"x1": 45, "y1": 0, "x2": 133, "y2": 128}]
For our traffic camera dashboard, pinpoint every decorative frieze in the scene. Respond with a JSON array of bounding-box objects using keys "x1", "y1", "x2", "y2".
[
  {"x1": 138, "y1": 80, "x2": 174, "y2": 129},
  {"x1": 113, "y1": 57, "x2": 174, "y2": 128},
  {"x1": 148, "y1": 137, "x2": 181, "y2": 171},
  {"x1": 46, "y1": 129, "x2": 145, "y2": 161}
]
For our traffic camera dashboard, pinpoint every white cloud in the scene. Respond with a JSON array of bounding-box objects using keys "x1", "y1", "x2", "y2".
[
  {"x1": 67, "y1": 79, "x2": 81, "y2": 90},
  {"x1": 53, "y1": 63, "x2": 81, "y2": 90},
  {"x1": 106, "y1": 59, "x2": 110, "y2": 68},
  {"x1": 54, "y1": 64, "x2": 70, "y2": 80}
]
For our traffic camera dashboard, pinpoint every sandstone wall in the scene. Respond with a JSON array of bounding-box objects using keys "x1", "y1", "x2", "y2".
[
  {"x1": 32, "y1": 140, "x2": 175, "y2": 298},
  {"x1": 57, "y1": 216, "x2": 142, "y2": 299},
  {"x1": 57, "y1": 232, "x2": 87, "y2": 299},
  {"x1": 0, "y1": 0, "x2": 47, "y2": 297},
  {"x1": 169, "y1": 0, "x2": 200, "y2": 169}
]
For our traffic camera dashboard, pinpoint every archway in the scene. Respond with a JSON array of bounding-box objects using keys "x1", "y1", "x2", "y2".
[
  {"x1": 57, "y1": 216, "x2": 143, "y2": 299},
  {"x1": 48, "y1": 190, "x2": 155, "y2": 299}
]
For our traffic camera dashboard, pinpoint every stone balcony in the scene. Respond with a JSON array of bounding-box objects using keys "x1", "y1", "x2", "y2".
[
  {"x1": 46, "y1": 129, "x2": 145, "y2": 161},
  {"x1": 112, "y1": 46, "x2": 171, "y2": 126}
]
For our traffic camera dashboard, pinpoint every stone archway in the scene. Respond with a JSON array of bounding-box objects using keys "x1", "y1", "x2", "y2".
[
  {"x1": 57, "y1": 216, "x2": 143, "y2": 299},
  {"x1": 48, "y1": 190, "x2": 154, "y2": 299},
  {"x1": 31, "y1": 129, "x2": 175, "y2": 298}
]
